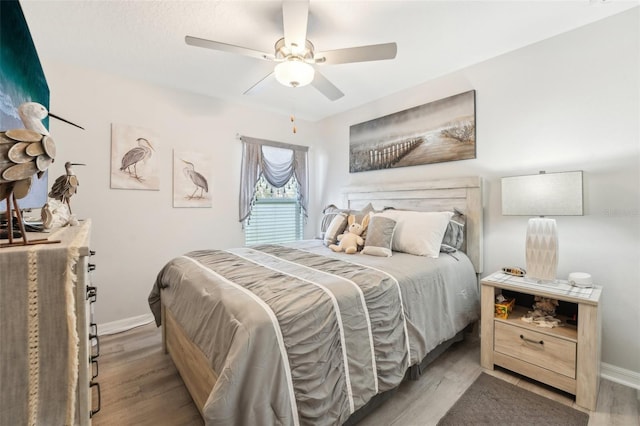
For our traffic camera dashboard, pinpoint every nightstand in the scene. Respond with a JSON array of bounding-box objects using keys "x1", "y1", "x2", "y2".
[{"x1": 480, "y1": 272, "x2": 602, "y2": 410}]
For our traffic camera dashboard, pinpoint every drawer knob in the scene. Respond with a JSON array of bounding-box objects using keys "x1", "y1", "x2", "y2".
[{"x1": 520, "y1": 334, "x2": 544, "y2": 345}]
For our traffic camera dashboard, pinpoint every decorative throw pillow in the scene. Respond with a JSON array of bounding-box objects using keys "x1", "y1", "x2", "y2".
[
  {"x1": 352, "y1": 203, "x2": 375, "y2": 242},
  {"x1": 320, "y1": 203, "x2": 374, "y2": 239},
  {"x1": 323, "y1": 212, "x2": 348, "y2": 246},
  {"x1": 362, "y1": 216, "x2": 397, "y2": 257},
  {"x1": 441, "y1": 209, "x2": 465, "y2": 252},
  {"x1": 321, "y1": 205, "x2": 355, "y2": 238},
  {"x1": 378, "y1": 210, "x2": 454, "y2": 258},
  {"x1": 320, "y1": 204, "x2": 342, "y2": 238},
  {"x1": 320, "y1": 204, "x2": 338, "y2": 229},
  {"x1": 351, "y1": 202, "x2": 375, "y2": 221}
]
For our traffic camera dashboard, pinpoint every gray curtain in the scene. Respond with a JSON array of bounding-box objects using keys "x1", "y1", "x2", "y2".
[{"x1": 239, "y1": 136, "x2": 309, "y2": 225}]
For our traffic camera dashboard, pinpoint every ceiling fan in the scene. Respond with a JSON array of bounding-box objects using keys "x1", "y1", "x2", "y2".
[{"x1": 185, "y1": 0, "x2": 397, "y2": 101}]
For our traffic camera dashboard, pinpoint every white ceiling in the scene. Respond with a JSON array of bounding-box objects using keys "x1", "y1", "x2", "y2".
[{"x1": 20, "y1": 0, "x2": 638, "y2": 122}]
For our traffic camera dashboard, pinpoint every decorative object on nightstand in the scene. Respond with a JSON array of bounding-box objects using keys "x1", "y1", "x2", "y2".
[
  {"x1": 568, "y1": 271, "x2": 593, "y2": 288},
  {"x1": 521, "y1": 296, "x2": 561, "y2": 328},
  {"x1": 502, "y1": 266, "x2": 526, "y2": 277},
  {"x1": 494, "y1": 294, "x2": 515, "y2": 319},
  {"x1": 501, "y1": 170, "x2": 583, "y2": 282}
]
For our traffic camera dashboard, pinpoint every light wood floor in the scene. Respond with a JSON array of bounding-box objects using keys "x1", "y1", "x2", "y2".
[{"x1": 92, "y1": 323, "x2": 639, "y2": 426}]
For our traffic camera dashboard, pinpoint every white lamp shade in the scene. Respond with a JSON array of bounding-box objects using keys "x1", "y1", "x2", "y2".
[
  {"x1": 274, "y1": 60, "x2": 315, "y2": 88},
  {"x1": 501, "y1": 171, "x2": 583, "y2": 216},
  {"x1": 501, "y1": 170, "x2": 583, "y2": 282}
]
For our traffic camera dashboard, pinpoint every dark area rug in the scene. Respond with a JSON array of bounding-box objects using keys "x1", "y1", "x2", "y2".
[{"x1": 437, "y1": 373, "x2": 589, "y2": 425}]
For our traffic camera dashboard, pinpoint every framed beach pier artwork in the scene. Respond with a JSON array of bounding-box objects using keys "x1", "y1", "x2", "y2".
[{"x1": 349, "y1": 90, "x2": 476, "y2": 173}]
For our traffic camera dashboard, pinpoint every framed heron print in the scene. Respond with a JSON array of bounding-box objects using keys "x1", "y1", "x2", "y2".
[
  {"x1": 110, "y1": 123, "x2": 159, "y2": 190},
  {"x1": 172, "y1": 150, "x2": 212, "y2": 208},
  {"x1": 349, "y1": 90, "x2": 476, "y2": 173}
]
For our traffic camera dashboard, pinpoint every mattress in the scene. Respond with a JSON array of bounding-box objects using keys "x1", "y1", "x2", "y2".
[{"x1": 149, "y1": 240, "x2": 479, "y2": 425}]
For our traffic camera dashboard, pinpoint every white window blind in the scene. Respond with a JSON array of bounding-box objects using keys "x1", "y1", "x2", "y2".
[{"x1": 245, "y1": 176, "x2": 304, "y2": 245}]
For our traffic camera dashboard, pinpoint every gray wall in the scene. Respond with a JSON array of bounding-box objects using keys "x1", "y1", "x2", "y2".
[
  {"x1": 315, "y1": 9, "x2": 639, "y2": 376},
  {"x1": 43, "y1": 61, "x2": 323, "y2": 328}
]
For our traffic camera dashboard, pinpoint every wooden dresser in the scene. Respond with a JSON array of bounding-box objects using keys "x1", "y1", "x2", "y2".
[
  {"x1": 0, "y1": 220, "x2": 93, "y2": 425},
  {"x1": 480, "y1": 271, "x2": 602, "y2": 410}
]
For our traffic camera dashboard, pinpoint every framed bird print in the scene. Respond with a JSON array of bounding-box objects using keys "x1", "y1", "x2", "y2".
[
  {"x1": 110, "y1": 123, "x2": 159, "y2": 190},
  {"x1": 172, "y1": 150, "x2": 212, "y2": 208}
]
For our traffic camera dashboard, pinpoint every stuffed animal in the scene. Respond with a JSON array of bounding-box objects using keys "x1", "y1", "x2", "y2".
[{"x1": 329, "y1": 214, "x2": 370, "y2": 254}]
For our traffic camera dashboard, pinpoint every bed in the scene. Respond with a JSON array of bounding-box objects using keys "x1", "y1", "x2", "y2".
[{"x1": 148, "y1": 176, "x2": 483, "y2": 425}]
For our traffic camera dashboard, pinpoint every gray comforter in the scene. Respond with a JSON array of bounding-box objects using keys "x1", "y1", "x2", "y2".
[{"x1": 149, "y1": 240, "x2": 479, "y2": 426}]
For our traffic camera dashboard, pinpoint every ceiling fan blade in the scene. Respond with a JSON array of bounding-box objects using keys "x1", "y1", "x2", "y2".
[
  {"x1": 282, "y1": 0, "x2": 309, "y2": 52},
  {"x1": 311, "y1": 71, "x2": 344, "y2": 101},
  {"x1": 317, "y1": 42, "x2": 397, "y2": 65},
  {"x1": 185, "y1": 35, "x2": 273, "y2": 61},
  {"x1": 243, "y1": 72, "x2": 275, "y2": 96}
]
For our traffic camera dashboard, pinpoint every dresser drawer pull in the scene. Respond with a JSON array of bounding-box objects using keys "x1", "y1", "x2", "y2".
[
  {"x1": 520, "y1": 334, "x2": 544, "y2": 345},
  {"x1": 89, "y1": 324, "x2": 100, "y2": 360},
  {"x1": 86, "y1": 285, "x2": 97, "y2": 302},
  {"x1": 90, "y1": 381, "x2": 101, "y2": 417},
  {"x1": 91, "y1": 358, "x2": 99, "y2": 380}
]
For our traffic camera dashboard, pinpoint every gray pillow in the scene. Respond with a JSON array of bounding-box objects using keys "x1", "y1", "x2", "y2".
[
  {"x1": 351, "y1": 202, "x2": 375, "y2": 221},
  {"x1": 320, "y1": 204, "x2": 339, "y2": 230},
  {"x1": 441, "y1": 210, "x2": 465, "y2": 251},
  {"x1": 362, "y1": 216, "x2": 397, "y2": 257},
  {"x1": 320, "y1": 204, "x2": 349, "y2": 239},
  {"x1": 322, "y1": 203, "x2": 375, "y2": 241},
  {"x1": 323, "y1": 212, "x2": 348, "y2": 246},
  {"x1": 353, "y1": 203, "x2": 375, "y2": 242}
]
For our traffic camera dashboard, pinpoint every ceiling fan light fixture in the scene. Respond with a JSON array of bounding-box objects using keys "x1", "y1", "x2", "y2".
[
  {"x1": 186, "y1": 2, "x2": 395, "y2": 101},
  {"x1": 274, "y1": 59, "x2": 315, "y2": 88}
]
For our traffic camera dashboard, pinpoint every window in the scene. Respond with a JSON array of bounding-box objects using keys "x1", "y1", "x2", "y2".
[
  {"x1": 244, "y1": 175, "x2": 304, "y2": 245},
  {"x1": 239, "y1": 136, "x2": 308, "y2": 245}
]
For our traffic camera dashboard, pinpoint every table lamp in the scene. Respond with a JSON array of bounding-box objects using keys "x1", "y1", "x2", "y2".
[{"x1": 501, "y1": 171, "x2": 583, "y2": 282}]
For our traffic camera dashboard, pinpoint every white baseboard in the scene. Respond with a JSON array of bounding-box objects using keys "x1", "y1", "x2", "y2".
[
  {"x1": 99, "y1": 313, "x2": 155, "y2": 336},
  {"x1": 601, "y1": 362, "x2": 640, "y2": 390}
]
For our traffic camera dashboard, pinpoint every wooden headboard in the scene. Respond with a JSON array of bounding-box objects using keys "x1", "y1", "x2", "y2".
[{"x1": 343, "y1": 176, "x2": 484, "y2": 273}]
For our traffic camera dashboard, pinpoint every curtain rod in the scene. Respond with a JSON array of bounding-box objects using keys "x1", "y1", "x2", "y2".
[{"x1": 237, "y1": 134, "x2": 309, "y2": 152}]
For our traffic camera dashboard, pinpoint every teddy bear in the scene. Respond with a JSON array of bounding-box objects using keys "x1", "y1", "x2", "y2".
[{"x1": 329, "y1": 214, "x2": 370, "y2": 254}]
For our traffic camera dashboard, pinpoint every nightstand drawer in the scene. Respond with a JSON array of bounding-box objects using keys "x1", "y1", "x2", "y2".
[{"x1": 494, "y1": 321, "x2": 576, "y2": 378}]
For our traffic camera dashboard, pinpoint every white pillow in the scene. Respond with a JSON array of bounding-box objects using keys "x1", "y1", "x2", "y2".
[{"x1": 377, "y1": 210, "x2": 454, "y2": 257}]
